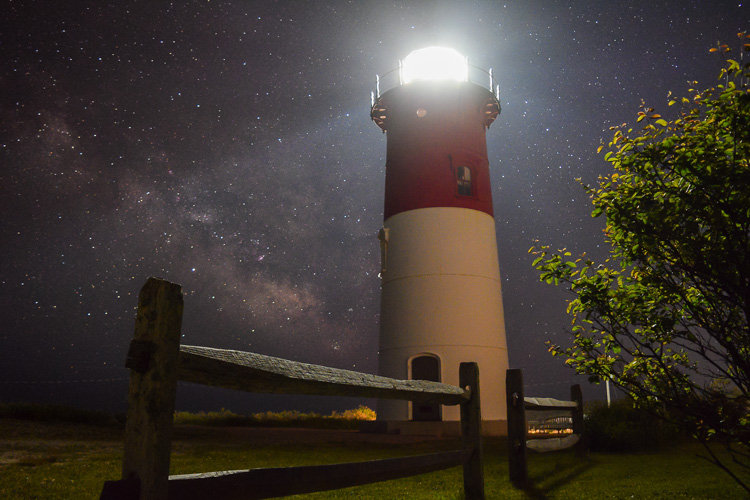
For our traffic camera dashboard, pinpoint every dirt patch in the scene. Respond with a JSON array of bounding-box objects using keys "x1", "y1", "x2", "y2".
[{"x1": 0, "y1": 451, "x2": 59, "y2": 467}]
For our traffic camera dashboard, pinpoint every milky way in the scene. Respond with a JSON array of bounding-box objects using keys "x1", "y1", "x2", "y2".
[{"x1": 1, "y1": 1, "x2": 746, "y2": 413}]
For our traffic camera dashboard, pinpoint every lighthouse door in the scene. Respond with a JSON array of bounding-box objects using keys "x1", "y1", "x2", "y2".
[{"x1": 410, "y1": 355, "x2": 441, "y2": 421}]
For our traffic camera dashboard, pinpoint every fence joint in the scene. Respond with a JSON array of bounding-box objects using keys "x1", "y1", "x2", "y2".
[{"x1": 125, "y1": 339, "x2": 154, "y2": 374}]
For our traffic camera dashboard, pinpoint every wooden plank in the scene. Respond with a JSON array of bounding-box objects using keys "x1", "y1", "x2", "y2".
[
  {"x1": 178, "y1": 345, "x2": 469, "y2": 405},
  {"x1": 506, "y1": 368, "x2": 527, "y2": 486},
  {"x1": 460, "y1": 362, "x2": 485, "y2": 500},
  {"x1": 526, "y1": 434, "x2": 580, "y2": 453},
  {"x1": 165, "y1": 450, "x2": 469, "y2": 500},
  {"x1": 524, "y1": 396, "x2": 578, "y2": 411},
  {"x1": 570, "y1": 384, "x2": 584, "y2": 434},
  {"x1": 120, "y1": 278, "x2": 183, "y2": 500},
  {"x1": 570, "y1": 383, "x2": 585, "y2": 456}
]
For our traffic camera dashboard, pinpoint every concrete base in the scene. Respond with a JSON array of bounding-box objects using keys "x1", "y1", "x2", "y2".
[{"x1": 360, "y1": 420, "x2": 507, "y2": 437}]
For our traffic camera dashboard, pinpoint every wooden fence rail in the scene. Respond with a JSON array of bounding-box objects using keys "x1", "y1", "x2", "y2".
[
  {"x1": 505, "y1": 368, "x2": 584, "y2": 486},
  {"x1": 99, "y1": 278, "x2": 486, "y2": 500}
]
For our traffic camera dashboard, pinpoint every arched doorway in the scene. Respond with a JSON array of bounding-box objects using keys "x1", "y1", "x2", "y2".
[{"x1": 410, "y1": 354, "x2": 441, "y2": 421}]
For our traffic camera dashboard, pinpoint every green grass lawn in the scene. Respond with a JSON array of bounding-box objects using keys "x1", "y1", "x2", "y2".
[{"x1": 0, "y1": 418, "x2": 743, "y2": 500}]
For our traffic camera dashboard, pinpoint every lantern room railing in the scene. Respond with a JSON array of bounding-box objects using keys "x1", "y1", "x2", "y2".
[{"x1": 371, "y1": 63, "x2": 500, "y2": 109}]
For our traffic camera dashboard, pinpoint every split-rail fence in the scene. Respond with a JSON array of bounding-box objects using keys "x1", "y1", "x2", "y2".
[
  {"x1": 505, "y1": 368, "x2": 584, "y2": 485},
  {"x1": 99, "y1": 277, "x2": 486, "y2": 500}
]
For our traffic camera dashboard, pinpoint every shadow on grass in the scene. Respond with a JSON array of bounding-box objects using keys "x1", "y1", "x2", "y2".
[{"x1": 517, "y1": 456, "x2": 596, "y2": 500}]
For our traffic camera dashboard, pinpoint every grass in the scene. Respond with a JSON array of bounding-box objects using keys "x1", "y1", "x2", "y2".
[{"x1": 1, "y1": 414, "x2": 744, "y2": 500}]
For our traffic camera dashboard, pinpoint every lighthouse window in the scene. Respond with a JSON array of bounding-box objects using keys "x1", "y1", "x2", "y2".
[{"x1": 456, "y1": 165, "x2": 473, "y2": 196}]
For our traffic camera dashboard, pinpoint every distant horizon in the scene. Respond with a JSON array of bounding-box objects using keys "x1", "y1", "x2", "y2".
[{"x1": 0, "y1": 364, "x2": 621, "y2": 417}]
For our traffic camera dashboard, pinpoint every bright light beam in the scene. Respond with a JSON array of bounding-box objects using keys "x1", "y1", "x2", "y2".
[{"x1": 401, "y1": 47, "x2": 468, "y2": 84}]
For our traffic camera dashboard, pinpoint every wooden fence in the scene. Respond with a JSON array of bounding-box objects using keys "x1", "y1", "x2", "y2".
[
  {"x1": 505, "y1": 368, "x2": 584, "y2": 485},
  {"x1": 99, "y1": 278, "x2": 486, "y2": 500}
]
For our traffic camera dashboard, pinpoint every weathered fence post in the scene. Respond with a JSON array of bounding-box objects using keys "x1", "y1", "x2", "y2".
[
  {"x1": 100, "y1": 279, "x2": 485, "y2": 498},
  {"x1": 460, "y1": 362, "x2": 484, "y2": 500},
  {"x1": 570, "y1": 383, "x2": 585, "y2": 456},
  {"x1": 506, "y1": 368, "x2": 527, "y2": 486},
  {"x1": 119, "y1": 277, "x2": 183, "y2": 500}
]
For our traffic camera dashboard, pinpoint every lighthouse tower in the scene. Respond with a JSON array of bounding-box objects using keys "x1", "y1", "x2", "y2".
[{"x1": 371, "y1": 47, "x2": 509, "y2": 433}]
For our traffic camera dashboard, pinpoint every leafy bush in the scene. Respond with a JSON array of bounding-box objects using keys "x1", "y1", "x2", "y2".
[
  {"x1": 584, "y1": 399, "x2": 681, "y2": 452},
  {"x1": 332, "y1": 405, "x2": 377, "y2": 421},
  {"x1": 172, "y1": 405, "x2": 376, "y2": 429}
]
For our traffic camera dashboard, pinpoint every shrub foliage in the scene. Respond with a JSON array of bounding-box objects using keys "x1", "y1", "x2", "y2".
[
  {"x1": 584, "y1": 399, "x2": 680, "y2": 452},
  {"x1": 531, "y1": 36, "x2": 750, "y2": 490}
]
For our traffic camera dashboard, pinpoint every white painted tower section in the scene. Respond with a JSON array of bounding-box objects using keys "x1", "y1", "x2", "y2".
[{"x1": 378, "y1": 207, "x2": 508, "y2": 422}]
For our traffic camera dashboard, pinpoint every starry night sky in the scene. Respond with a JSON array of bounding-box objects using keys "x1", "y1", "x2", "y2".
[{"x1": 1, "y1": 1, "x2": 747, "y2": 414}]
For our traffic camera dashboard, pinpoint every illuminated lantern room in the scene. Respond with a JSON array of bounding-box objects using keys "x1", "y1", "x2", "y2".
[
  {"x1": 371, "y1": 47, "x2": 499, "y2": 133},
  {"x1": 401, "y1": 47, "x2": 468, "y2": 83}
]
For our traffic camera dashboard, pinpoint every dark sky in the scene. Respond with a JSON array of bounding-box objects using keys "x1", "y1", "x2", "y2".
[{"x1": 1, "y1": 1, "x2": 747, "y2": 414}]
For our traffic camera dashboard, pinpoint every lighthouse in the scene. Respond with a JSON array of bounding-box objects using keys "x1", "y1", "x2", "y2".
[{"x1": 371, "y1": 47, "x2": 509, "y2": 434}]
